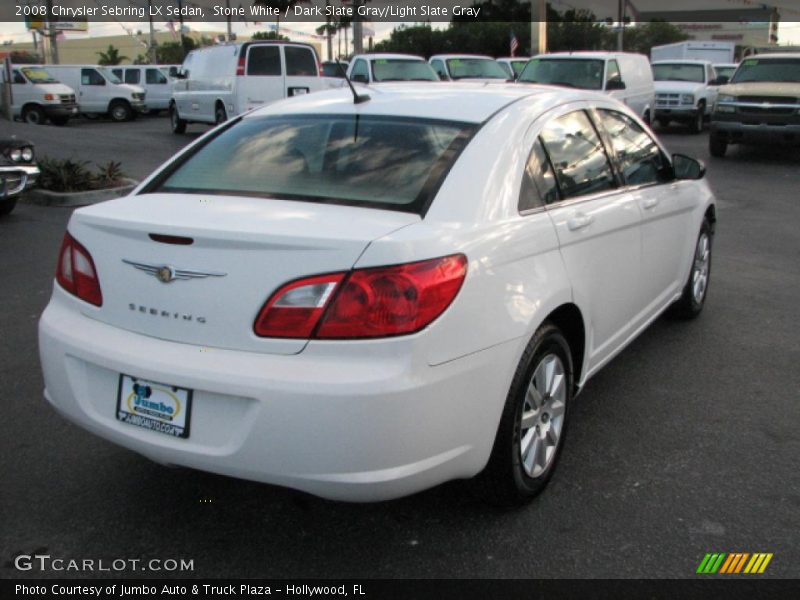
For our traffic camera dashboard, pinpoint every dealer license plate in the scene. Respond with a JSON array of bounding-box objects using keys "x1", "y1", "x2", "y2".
[{"x1": 116, "y1": 375, "x2": 192, "y2": 439}]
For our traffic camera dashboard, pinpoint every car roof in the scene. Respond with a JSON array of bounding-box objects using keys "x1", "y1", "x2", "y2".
[
  {"x1": 745, "y1": 53, "x2": 800, "y2": 60},
  {"x1": 246, "y1": 82, "x2": 591, "y2": 124},
  {"x1": 652, "y1": 60, "x2": 713, "y2": 66},
  {"x1": 430, "y1": 54, "x2": 494, "y2": 60},
  {"x1": 535, "y1": 52, "x2": 642, "y2": 60},
  {"x1": 352, "y1": 53, "x2": 425, "y2": 61},
  {"x1": 497, "y1": 57, "x2": 530, "y2": 61}
]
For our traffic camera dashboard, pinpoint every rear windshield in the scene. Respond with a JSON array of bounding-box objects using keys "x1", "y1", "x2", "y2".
[
  {"x1": 446, "y1": 58, "x2": 508, "y2": 80},
  {"x1": 372, "y1": 59, "x2": 439, "y2": 82},
  {"x1": 151, "y1": 115, "x2": 476, "y2": 214},
  {"x1": 518, "y1": 59, "x2": 604, "y2": 90},
  {"x1": 731, "y1": 58, "x2": 800, "y2": 83},
  {"x1": 653, "y1": 63, "x2": 705, "y2": 83}
]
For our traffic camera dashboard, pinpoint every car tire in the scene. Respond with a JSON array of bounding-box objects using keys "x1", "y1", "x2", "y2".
[
  {"x1": 215, "y1": 104, "x2": 228, "y2": 125},
  {"x1": 670, "y1": 218, "x2": 713, "y2": 319},
  {"x1": 689, "y1": 106, "x2": 705, "y2": 134},
  {"x1": 109, "y1": 101, "x2": 132, "y2": 122},
  {"x1": 50, "y1": 116, "x2": 70, "y2": 126},
  {"x1": 471, "y1": 322, "x2": 573, "y2": 507},
  {"x1": 709, "y1": 135, "x2": 727, "y2": 158},
  {"x1": 22, "y1": 105, "x2": 46, "y2": 125},
  {"x1": 0, "y1": 198, "x2": 18, "y2": 216},
  {"x1": 170, "y1": 104, "x2": 187, "y2": 134}
]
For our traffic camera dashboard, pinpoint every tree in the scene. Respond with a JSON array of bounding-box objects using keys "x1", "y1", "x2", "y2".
[
  {"x1": 316, "y1": 0, "x2": 337, "y2": 60},
  {"x1": 253, "y1": 1, "x2": 305, "y2": 38},
  {"x1": 251, "y1": 30, "x2": 289, "y2": 41},
  {"x1": 9, "y1": 51, "x2": 42, "y2": 64},
  {"x1": 622, "y1": 21, "x2": 689, "y2": 55},
  {"x1": 96, "y1": 45, "x2": 129, "y2": 66}
]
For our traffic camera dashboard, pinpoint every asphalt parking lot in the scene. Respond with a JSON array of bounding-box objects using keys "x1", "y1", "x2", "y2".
[{"x1": 1, "y1": 116, "x2": 799, "y2": 580}]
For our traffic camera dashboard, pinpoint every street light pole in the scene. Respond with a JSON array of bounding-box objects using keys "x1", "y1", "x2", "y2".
[{"x1": 531, "y1": 0, "x2": 546, "y2": 55}]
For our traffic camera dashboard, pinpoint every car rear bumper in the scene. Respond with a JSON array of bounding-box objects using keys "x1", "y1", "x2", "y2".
[
  {"x1": 39, "y1": 292, "x2": 514, "y2": 502},
  {"x1": 710, "y1": 120, "x2": 800, "y2": 145}
]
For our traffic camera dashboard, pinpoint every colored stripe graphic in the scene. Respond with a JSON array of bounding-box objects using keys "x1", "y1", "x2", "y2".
[{"x1": 698, "y1": 552, "x2": 773, "y2": 574}]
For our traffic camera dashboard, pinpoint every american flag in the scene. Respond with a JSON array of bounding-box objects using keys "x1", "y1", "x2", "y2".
[{"x1": 510, "y1": 32, "x2": 519, "y2": 58}]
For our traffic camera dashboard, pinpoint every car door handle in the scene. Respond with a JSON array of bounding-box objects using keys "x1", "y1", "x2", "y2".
[
  {"x1": 567, "y1": 213, "x2": 594, "y2": 231},
  {"x1": 642, "y1": 197, "x2": 660, "y2": 209}
]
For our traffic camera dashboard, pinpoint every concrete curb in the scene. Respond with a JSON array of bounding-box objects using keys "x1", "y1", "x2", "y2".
[{"x1": 22, "y1": 178, "x2": 139, "y2": 207}]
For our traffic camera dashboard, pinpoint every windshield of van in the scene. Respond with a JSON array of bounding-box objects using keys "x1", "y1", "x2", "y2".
[
  {"x1": 518, "y1": 58, "x2": 605, "y2": 90},
  {"x1": 98, "y1": 68, "x2": 122, "y2": 84},
  {"x1": 714, "y1": 66, "x2": 736, "y2": 80},
  {"x1": 652, "y1": 63, "x2": 705, "y2": 83},
  {"x1": 20, "y1": 67, "x2": 59, "y2": 84},
  {"x1": 372, "y1": 59, "x2": 439, "y2": 82},
  {"x1": 446, "y1": 58, "x2": 508, "y2": 80},
  {"x1": 731, "y1": 58, "x2": 800, "y2": 83},
  {"x1": 150, "y1": 115, "x2": 477, "y2": 214}
]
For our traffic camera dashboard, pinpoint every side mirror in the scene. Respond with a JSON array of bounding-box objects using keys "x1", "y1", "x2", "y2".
[
  {"x1": 351, "y1": 73, "x2": 368, "y2": 84},
  {"x1": 672, "y1": 153, "x2": 706, "y2": 180},
  {"x1": 606, "y1": 79, "x2": 626, "y2": 91},
  {"x1": 174, "y1": 70, "x2": 188, "y2": 80}
]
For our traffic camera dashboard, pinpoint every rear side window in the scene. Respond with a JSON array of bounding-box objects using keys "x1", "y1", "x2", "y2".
[
  {"x1": 285, "y1": 46, "x2": 317, "y2": 76},
  {"x1": 124, "y1": 69, "x2": 140, "y2": 85},
  {"x1": 597, "y1": 109, "x2": 670, "y2": 187},
  {"x1": 146, "y1": 68, "x2": 168, "y2": 84},
  {"x1": 539, "y1": 110, "x2": 616, "y2": 200},
  {"x1": 247, "y1": 46, "x2": 281, "y2": 76},
  {"x1": 605, "y1": 60, "x2": 621, "y2": 85},
  {"x1": 519, "y1": 139, "x2": 558, "y2": 211},
  {"x1": 150, "y1": 115, "x2": 476, "y2": 214},
  {"x1": 350, "y1": 59, "x2": 369, "y2": 82},
  {"x1": 431, "y1": 59, "x2": 447, "y2": 79}
]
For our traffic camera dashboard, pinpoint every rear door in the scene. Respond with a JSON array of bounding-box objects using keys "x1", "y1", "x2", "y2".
[
  {"x1": 540, "y1": 106, "x2": 644, "y2": 373},
  {"x1": 144, "y1": 67, "x2": 171, "y2": 110},
  {"x1": 283, "y1": 44, "x2": 320, "y2": 96},
  {"x1": 79, "y1": 68, "x2": 107, "y2": 113},
  {"x1": 239, "y1": 44, "x2": 284, "y2": 112}
]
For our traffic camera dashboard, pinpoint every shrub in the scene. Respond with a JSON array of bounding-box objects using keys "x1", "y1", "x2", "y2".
[{"x1": 37, "y1": 157, "x2": 128, "y2": 192}]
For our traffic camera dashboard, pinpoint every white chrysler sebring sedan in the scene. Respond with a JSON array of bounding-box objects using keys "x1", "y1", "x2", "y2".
[{"x1": 39, "y1": 83, "x2": 716, "y2": 504}]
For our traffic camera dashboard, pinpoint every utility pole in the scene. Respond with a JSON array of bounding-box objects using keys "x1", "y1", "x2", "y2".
[
  {"x1": 226, "y1": 0, "x2": 233, "y2": 41},
  {"x1": 617, "y1": 0, "x2": 624, "y2": 51},
  {"x1": 45, "y1": 0, "x2": 59, "y2": 64},
  {"x1": 530, "y1": 0, "x2": 546, "y2": 55},
  {"x1": 352, "y1": 0, "x2": 363, "y2": 55},
  {"x1": 147, "y1": 0, "x2": 157, "y2": 64}
]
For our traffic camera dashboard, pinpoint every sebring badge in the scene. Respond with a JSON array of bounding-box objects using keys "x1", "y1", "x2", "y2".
[{"x1": 122, "y1": 259, "x2": 226, "y2": 283}]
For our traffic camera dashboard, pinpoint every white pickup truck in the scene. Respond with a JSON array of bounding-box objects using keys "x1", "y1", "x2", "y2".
[{"x1": 652, "y1": 60, "x2": 723, "y2": 133}]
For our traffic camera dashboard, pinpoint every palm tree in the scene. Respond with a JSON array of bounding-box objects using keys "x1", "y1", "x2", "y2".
[
  {"x1": 316, "y1": 1, "x2": 337, "y2": 60},
  {"x1": 96, "y1": 45, "x2": 128, "y2": 66}
]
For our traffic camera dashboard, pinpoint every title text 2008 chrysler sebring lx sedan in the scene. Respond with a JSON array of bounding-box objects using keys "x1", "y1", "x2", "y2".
[{"x1": 39, "y1": 83, "x2": 716, "y2": 504}]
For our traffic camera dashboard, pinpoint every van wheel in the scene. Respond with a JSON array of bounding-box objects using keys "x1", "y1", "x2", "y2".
[
  {"x1": 215, "y1": 104, "x2": 228, "y2": 125},
  {"x1": 22, "y1": 105, "x2": 46, "y2": 125},
  {"x1": 109, "y1": 101, "x2": 132, "y2": 122},
  {"x1": 170, "y1": 104, "x2": 187, "y2": 134},
  {"x1": 642, "y1": 110, "x2": 651, "y2": 125},
  {"x1": 709, "y1": 135, "x2": 727, "y2": 158},
  {"x1": 471, "y1": 322, "x2": 573, "y2": 506}
]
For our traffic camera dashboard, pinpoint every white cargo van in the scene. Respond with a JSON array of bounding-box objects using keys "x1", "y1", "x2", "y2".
[
  {"x1": 8, "y1": 65, "x2": 78, "y2": 126},
  {"x1": 44, "y1": 65, "x2": 147, "y2": 121},
  {"x1": 170, "y1": 41, "x2": 328, "y2": 133},
  {"x1": 111, "y1": 65, "x2": 173, "y2": 113},
  {"x1": 518, "y1": 52, "x2": 655, "y2": 122}
]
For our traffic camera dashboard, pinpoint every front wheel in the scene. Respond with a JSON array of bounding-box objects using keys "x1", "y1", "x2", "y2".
[
  {"x1": 670, "y1": 218, "x2": 713, "y2": 319},
  {"x1": 109, "y1": 101, "x2": 132, "y2": 122},
  {"x1": 689, "y1": 106, "x2": 704, "y2": 134},
  {"x1": 214, "y1": 104, "x2": 227, "y2": 125},
  {"x1": 22, "y1": 105, "x2": 46, "y2": 125},
  {"x1": 170, "y1": 104, "x2": 187, "y2": 134},
  {"x1": 472, "y1": 323, "x2": 573, "y2": 506},
  {"x1": 709, "y1": 135, "x2": 728, "y2": 158},
  {"x1": 0, "y1": 198, "x2": 18, "y2": 216}
]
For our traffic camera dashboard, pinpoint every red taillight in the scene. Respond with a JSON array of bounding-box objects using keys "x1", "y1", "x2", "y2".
[
  {"x1": 236, "y1": 50, "x2": 246, "y2": 76},
  {"x1": 55, "y1": 232, "x2": 103, "y2": 307},
  {"x1": 253, "y1": 255, "x2": 467, "y2": 340}
]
